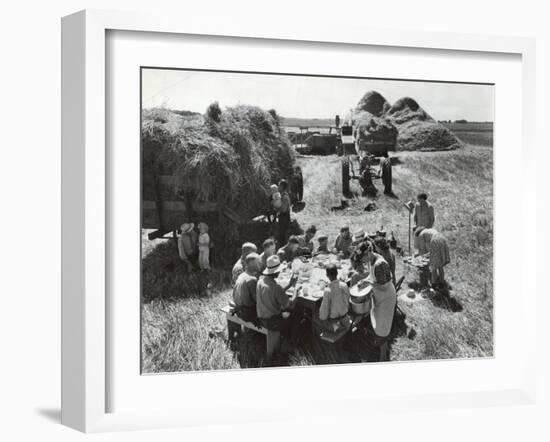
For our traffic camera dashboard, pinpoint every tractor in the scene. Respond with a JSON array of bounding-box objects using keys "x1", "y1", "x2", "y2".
[{"x1": 337, "y1": 120, "x2": 396, "y2": 196}]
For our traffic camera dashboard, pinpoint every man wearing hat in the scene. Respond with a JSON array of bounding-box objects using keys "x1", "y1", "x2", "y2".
[
  {"x1": 232, "y1": 242, "x2": 258, "y2": 284},
  {"x1": 352, "y1": 229, "x2": 366, "y2": 245},
  {"x1": 178, "y1": 223, "x2": 198, "y2": 272},
  {"x1": 256, "y1": 255, "x2": 297, "y2": 333}
]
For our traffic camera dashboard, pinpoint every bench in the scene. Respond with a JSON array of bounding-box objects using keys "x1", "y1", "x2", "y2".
[{"x1": 220, "y1": 305, "x2": 281, "y2": 358}]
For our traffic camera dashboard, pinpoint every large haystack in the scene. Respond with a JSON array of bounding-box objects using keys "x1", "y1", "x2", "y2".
[
  {"x1": 142, "y1": 105, "x2": 295, "y2": 238},
  {"x1": 351, "y1": 91, "x2": 463, "y2": 151},
  {"x1": 386, "y1": 97, "x2": 462, "y2": 151},
  {"x1": 356, "y1": 91, "x2": 391, "y2": 116}
]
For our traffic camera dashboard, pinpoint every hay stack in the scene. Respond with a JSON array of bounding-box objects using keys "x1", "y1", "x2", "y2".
[
  {"x1": 353, "y1": 110, "x2": 398, "y2": 143},
  {"x1": 386, "y1": 97, "x2": 462, "y2": 151},
  {"x1": 356, "y1": 90, "x2": 391, "y2": 116},
  {"x1": 351, "y1": 91, "x2": 462, "y2": 151},
  {"x1": 142, "y1": 105, "x2": 295, "y2": 234}
]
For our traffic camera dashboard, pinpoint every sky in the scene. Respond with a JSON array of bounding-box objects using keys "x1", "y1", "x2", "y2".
[{"x1": 142, "y1": 68, "x2": 494, "y2": 122}]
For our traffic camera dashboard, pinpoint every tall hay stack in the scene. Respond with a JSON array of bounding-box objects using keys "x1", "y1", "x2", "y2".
[
  {"x1": 142, "y1": 105, "x2": 296, "y2": 246},
  {"x1": 351, "y1": 91, "x2": 463, "y2": 151}
]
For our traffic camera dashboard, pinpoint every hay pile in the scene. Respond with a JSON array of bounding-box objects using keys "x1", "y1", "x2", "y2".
[
  {"x1": 351, "y1": 91, "x2": 462, "y2": 151},
  {"x1": 142, "y1": 105, "x2": 295, "y2": 231},
  {"x1": 356, "y1": 90, "x2": 391, "y2": 116}
]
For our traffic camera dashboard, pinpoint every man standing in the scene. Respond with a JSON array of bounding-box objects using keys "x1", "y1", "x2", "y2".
[
  {"x1": 178, "y1": 223, "x2": 198, "y2": 272},
  {"x1": 415, "y1": 226, "x2": 450, "y2": 289},
  {"x1": 256, "y1": 255, "x2": 297, "y2": 333},
  {"x1": 318, "y1": 264, "x2": 351, "y2": 332},
  {"x1": 414, "y1": 193, "x2": 435, "y2": 229},
  {"x1": 277, "y1": 179, "x2": 292, "y2": 247},
  {"x1": 374, "y1": 236, "x2": 396, "y2": 286},
  {"x1": 232, "y1": 242, "x2": 258, "y2": 284},
  {"x1": 364, "y1": 241, "x2": 393, "y2": 288},
  {"x1": 364, "y1": 242, "x2": 397, "y2": 354},
  {"x1": 232, "y1": 253, "x2": 261, "y2": 323},
  {"x1": 379, "y1": 154, "x2": 393, "y2": 195}
]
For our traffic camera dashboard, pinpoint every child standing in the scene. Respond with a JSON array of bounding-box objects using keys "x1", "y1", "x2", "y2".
[
  {"x1": 270, "y1": 184, "x2": 282, "y2": 211},
  {"x1": 197, "y1": 222, "x2": 211, "y2": 270}
]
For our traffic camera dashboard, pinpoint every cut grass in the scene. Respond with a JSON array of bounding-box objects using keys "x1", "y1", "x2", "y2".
[{"x1": 142, "y1": 144, "x2": 493, "y2": 372}]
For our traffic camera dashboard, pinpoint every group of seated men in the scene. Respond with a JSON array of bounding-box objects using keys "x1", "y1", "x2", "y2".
[{"x1": 230, "y1": 224, "x2": 399, "y2": 354}]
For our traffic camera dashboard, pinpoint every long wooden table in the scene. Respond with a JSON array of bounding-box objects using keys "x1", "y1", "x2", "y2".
[{"x1": 277, "y1": 254, "x2": 352, "y2": 332}]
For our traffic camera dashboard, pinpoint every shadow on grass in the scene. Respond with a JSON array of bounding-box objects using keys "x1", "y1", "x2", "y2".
[
  {"x1": 226, "y1": 311, "x2": 413, "y2": 369},
  {"x1": 142, "y1": 219, "x2": 304, "y2": 302},
  {"x1": 407, "y1": 279, "x2": 463, "y2": 313},
  {"x1": 428, "y1": 286, "x2": 463, "y2": 313}
]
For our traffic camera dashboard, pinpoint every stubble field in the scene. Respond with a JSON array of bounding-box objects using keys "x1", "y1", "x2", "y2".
[{"x1": 141, "y1": 129, "x2": 493, "y2": 373}]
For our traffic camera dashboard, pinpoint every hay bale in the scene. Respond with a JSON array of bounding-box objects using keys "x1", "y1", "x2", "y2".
[{"x1": 141, "y1": 105, "x2": 296, "y2": 233}]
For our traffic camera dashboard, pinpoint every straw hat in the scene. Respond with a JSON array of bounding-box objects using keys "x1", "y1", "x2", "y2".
[
  {"x1": 262, "y1": 255, "x2": 284, "y2": 275},
  {"x1": 352, "y1": 229, "x2": 366, "y2": 243},
  {"x1": 180, "y1": 223, "x2": 195, "y2": 234}
]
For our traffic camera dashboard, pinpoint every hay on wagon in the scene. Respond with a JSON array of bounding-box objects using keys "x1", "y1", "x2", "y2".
[{"x1": 141, "y1": 104, "x2": 296, "y2": 242}]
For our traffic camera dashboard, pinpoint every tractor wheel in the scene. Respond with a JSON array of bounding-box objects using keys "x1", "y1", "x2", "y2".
[{"x1": 342, "y1": 159, "x2": 350, "y2": 196}]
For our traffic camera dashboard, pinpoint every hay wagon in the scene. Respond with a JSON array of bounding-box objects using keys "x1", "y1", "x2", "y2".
[
  {"x1": 142, "y1": 172, "x2": 304, "y2": 241},
  {"x1": 338, "y1": 123, "x2": 396, "y2": 195}
]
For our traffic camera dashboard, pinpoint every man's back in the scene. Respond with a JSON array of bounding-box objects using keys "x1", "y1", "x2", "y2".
[
  {"x1": 232, "y1": 272, "x2": 257, "y2": 308},
  {"x1": 319, "y1": 280, "x2": 350, "y2": 320},
  {"x1": 256, "y1": 276, "x2": 288, "y2": 319}
]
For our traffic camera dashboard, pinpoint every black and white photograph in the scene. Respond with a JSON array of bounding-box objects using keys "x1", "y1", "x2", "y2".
[{"x1": 140, "y1": 68, "x2": 494, "y2": 372}]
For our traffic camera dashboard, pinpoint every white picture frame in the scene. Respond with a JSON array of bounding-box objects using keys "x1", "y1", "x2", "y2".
[{"x1": 61, "y1": 9, "x2": 537, "y2": 433}]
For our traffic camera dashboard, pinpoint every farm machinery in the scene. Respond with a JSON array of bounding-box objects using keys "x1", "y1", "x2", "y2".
[{"x1": 337, "y1": 120, "x2": 396, "y2": 196}]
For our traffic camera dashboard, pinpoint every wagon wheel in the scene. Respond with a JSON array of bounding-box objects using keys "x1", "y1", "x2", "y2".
[{"x1": 342, "y1": 159, "x2": 351, "y2": 196}]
